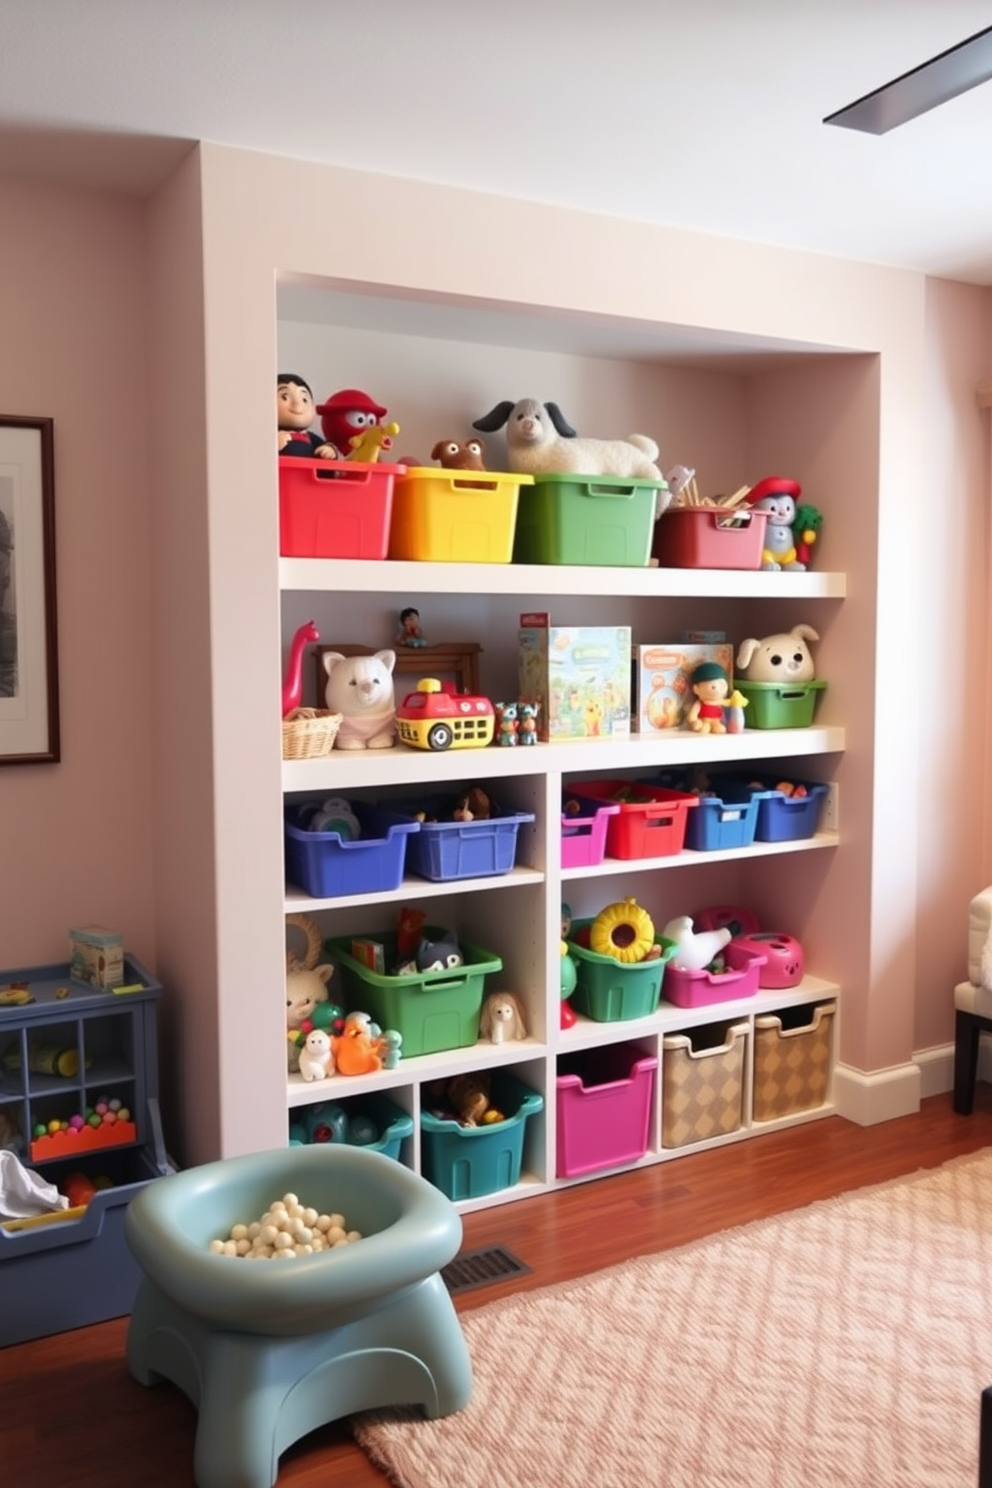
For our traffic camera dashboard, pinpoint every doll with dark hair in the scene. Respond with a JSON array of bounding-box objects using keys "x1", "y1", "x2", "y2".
[{"x1": 277, "y1": 373, "x2": 339, "y2": 458}]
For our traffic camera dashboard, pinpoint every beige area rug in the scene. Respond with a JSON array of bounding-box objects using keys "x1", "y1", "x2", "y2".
[{"x1": 353, "y1": 1151, "x2": 992, "y2": 1488}]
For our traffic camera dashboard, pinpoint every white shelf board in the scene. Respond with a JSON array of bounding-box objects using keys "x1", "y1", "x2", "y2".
[
  {"x1": 286, "y1": 1036, "x2": 547, "y2": 1109},
  {"x1": 557, "y1": 975, "x2": 839, "y2": 1052},
  {"x1": 281, "y1": 558, "x2": 846, "y2": 600},
  {"x1": 284, "y1": 864, "x2": 545, "y2": 913},
  {"x1": 283, "y1": 728, "x2": 845, "y2": 792},
  {"x1": 562, "y1": 829, "x2": 839, "y2": 880}
]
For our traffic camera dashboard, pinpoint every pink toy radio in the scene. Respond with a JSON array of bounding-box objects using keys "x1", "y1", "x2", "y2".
[
  {"x1": 734, "y1": 931, "x2": 804, "y2": 989},
  {"x1": 694, "y1": 904, "x2": 761, "y2": 939}
]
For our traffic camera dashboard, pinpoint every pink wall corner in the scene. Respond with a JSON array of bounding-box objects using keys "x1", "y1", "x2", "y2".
[
  {"x1": 913, "y1": 276, "x2": 992, "y2": 1053},
  {"x1": 0, "y1": 176, "x2": 156, "y2": 970}
]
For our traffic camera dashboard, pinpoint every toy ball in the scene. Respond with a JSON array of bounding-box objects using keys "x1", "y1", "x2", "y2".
[
  {"x1": 347, "y1": 1115, "x2": 380, "y2": 1146},
  {"x1": 735, "y1": 931, "x2": 804, "y2": 988}
]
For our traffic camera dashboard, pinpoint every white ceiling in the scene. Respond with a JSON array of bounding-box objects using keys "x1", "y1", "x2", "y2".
[{"x1": 2, "y1": 1, "x2": 992, "y2": 284}]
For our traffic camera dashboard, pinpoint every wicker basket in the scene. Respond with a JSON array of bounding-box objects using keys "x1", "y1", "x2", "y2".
[{"x1": 281, "y1": 707, "x2": 342, "y2": 760}]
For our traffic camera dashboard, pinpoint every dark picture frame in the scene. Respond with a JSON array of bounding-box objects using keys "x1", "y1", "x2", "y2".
[{"x1": 0, "y1": 416, "x2": 59, "y2": 764}]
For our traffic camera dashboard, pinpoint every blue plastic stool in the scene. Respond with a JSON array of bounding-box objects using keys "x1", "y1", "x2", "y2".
[{"x1": 124, "y1": 1144, "x2": 472, "y2": 1488}]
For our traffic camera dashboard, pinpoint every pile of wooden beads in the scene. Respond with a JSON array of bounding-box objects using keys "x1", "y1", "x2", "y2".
[{"x1": 208, "y1": 1191, "x2": 363, "y2": 1259}]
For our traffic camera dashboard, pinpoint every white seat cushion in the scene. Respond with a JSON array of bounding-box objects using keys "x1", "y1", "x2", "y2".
[
  {"x1": 955, "y1": 979, "x2": 992, "y2": 1020},
  {"x1": 967, "y1": 886, "x2": 992, "y2": 989}
]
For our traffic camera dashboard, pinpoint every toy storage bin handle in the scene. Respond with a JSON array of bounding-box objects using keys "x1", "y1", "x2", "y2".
[
  {"x1": 582, "y1": 482, "x2": 638, "y2": 500},
  {"x1": 714, "y1": 510, "x2": 755, "y2": 530},
  {"x1": 307, "y1": 461, "x2": 376, "y2": 486},
  {"x1": 450, "y1": 475, "x2": 498, "y2": 492}
]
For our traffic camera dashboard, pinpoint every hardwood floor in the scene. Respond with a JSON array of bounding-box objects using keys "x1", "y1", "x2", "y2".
[{"x1": 3, "y1": 1092, "x2": 991, "y2": 1488}]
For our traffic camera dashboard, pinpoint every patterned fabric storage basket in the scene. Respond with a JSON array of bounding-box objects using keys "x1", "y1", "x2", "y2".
[
  {"x1": 752, "y1": 1000, "x2": 836, "y2": 1121},
  {"x1": 662, "y1": 1021, "x2": 750, "y2": 1148}
]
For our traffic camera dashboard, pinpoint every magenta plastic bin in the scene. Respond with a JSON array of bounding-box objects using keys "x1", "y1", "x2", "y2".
[
  {"x1": 663, "y1": 940, "x2": 767, "y2": 1010},
  {"x1": 556, "y1": 1045, "x2": 657, "y2": 1177},
  {"x1": 560, "y1": 795, "x2": 620, "y2": 869}
]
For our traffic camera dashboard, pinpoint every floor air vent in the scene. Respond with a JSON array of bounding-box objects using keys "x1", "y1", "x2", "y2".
[{"x1": 442, "y1": 1244, "x2": 531, "y2": 1297}]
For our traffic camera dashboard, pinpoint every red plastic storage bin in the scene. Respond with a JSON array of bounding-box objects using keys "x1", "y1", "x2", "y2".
[
  {"x1": 569, "y1": 780, "x2": 698, "y2": 860},
  {"x1": 556, "y1": 1044, "x2": 657, "y2": 1177},
  {"x1": 652, "y1": 505, "x2": 768, "y2": 569},
  {"x1": 278, "y1": 456, "x2": 403, "y2": 559}
]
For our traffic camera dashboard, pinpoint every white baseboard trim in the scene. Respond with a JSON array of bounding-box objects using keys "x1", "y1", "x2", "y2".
[{"x1": 833, "y1": 1060, "x2": 922, "y2": 1125}]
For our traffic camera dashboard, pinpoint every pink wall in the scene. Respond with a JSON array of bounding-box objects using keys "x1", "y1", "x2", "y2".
[{"x1": 0, "y1": 177, "x2": 156, "y2": 969}]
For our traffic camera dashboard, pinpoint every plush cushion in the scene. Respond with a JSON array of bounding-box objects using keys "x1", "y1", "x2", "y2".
[
  {"x1": 955, "y1": 979, "x2": 992, "y2": 1019},
  {"x1": 967, "y1": 885, "x2": 992, "y2": 990}
]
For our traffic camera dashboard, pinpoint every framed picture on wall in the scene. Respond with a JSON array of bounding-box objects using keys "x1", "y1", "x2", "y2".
[{"x1": 0, "y1": 416, "x2": 59, "y2": 764}]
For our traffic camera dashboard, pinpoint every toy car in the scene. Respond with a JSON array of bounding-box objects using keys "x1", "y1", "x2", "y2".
[{"x1": 395, "y1": 678, "x2": 495, "y2": 751}]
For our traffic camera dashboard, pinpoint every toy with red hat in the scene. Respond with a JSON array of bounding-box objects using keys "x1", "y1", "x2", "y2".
[{"x1": 316, "y1": 388, "x2": 388, "y2": 456}]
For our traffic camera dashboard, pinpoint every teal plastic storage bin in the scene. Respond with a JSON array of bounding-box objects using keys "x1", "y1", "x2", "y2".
[
  {"x1": 421, "y1": 1071, "x2": 544, "y2": 1200},
  {"x1": 288, "y1": 1093, "x2": 414, "y2": 1160},
  {"x1": 325, "y1": 929, "x2": 501, "y2": 1057},
  {"x1": 567, "y1": 918, "x2": 675, "y2": 1021},
  {"x1": 513, "y1": 473, "x2": 664, "y2": 567}
]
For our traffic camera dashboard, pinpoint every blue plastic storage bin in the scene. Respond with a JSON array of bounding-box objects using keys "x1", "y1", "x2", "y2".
[
  {"x1": 421, "y1": 1071, "x2": 544, "y2": 1200},
  {"x1": 288, "y1": 1093, "x2": 414, "y2": 1161},
  {"x1": 284, "y1": 800, "x2": 420, "y2": 898},
  {"x1": 390, "y1": 796, "x2": 535, "y2": 882},
  {"x1": 726, "y1": 775, "x2": 829, "y2": 843},
  {"x1": 685, "y1": 780, "x2": 773, "y2": 851}
]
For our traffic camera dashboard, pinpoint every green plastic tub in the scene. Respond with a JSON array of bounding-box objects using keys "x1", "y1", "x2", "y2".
[
  {"x1": 325, "y1": 929, "x2": 501, "y2": 1057},
  {"x1": 513, "y1": 473, "x2": 665, "y2": 567},
  {"x1": 734, "y1": 678, "x2": 827, "y2": 729},
  {"x1": 566, "y1": 919, "x2": 675, "y2": 1021}
]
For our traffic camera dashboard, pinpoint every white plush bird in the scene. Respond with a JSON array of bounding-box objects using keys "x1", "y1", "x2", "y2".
[{"x1": 662, "y1": 915, "x2": 732, "y2": 973}]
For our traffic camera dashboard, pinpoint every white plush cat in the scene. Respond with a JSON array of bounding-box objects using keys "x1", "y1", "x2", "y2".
[{"x1": 322, "y1": 649, "x2": 397, "y2": 749}]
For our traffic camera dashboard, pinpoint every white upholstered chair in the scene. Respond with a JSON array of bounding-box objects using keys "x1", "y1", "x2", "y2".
[{"x1": 953, "y1": 885, "x2": 992, "y2": 1114}]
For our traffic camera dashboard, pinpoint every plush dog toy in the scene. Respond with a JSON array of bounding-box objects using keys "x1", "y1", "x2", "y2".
[
  {"x1": 479, "y1": 990, "x2": 528, "y2": 1043},
  {"x1": 431, "y1": 437, "x2": 487, "y2": 471}
]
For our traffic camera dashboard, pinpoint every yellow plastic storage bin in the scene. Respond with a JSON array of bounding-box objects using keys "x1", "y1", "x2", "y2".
[{"x1": 388, "y1": 467, "x2": 532, "y2": 563}]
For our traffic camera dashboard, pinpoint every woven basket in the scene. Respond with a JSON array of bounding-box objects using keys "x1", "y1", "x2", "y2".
[{"x1": 281, "y1": 707, "x2": 342, "y2": 760}]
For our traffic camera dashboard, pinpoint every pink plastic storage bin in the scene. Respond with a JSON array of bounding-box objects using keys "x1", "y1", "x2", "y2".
[
  {"x1": 651, "y1": 505, "x2": 768, "y2": 570},
  {"x1": 560, "y1": 793, "x2": 620, "y2": 869},
  {"x1": 278, "y1": 456, "x2": 403, "y2": 559},
  {"x1": 556, "y1": 1044, "x2": 657, "y2": 1177},
  {"x1": 663, "y1": 940, "x2": 767, "y2": 1010}
]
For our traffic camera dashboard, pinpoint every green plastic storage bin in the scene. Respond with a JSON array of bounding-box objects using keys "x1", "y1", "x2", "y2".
[
  {"x1": 421, "y1": 1070, "x2": 544, "y2": 1200},
  {"x1": 734, "y1": 678, "x2": 827, "y2": 728},
  {"x1": 566, "y1": 919, "x2": 676, "y2": 1021},
  {"x1": 513, "y1": 473, "x2": 665, "y2": 567},
  {"x1": 325, "y1": 929, "x2": 501, "y2": 1057}
]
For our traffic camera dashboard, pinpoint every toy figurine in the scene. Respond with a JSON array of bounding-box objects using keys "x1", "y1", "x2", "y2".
[
  {"x1": 495, "y1": 701, "x2": 519, "y2": 745},
  {"x1": 479, "y1": 991, "x2": 528, "y2": 1043},
  {"x1": 282, "y1": 619, "x2": 319, "y2": 717},
  {"x1": 725, "y1": 689, "x2": 749, "y2": 734},
  {"x1": 793, "y1": 502, "x2": 824, "y2": 567},
  {"x1": 277, "y1": 374, "x2": 339, "y2": 459},
  {"x1": 748, "y1": 477, "x2": 806, "y2": 571},
  {"x1": 346, "y1": 420, "x2": 399, "y2": 463},
  {"x1": 431, "y1": 437, "x2": 487, "y2": 471},
  {"x1": 298, "y1": 1028, "x2": 334, "y2": 1082},
  {"x1": 472, "y1": 398, "x2": 665, "y2": 486},
  {"x1": 686, "y1": 661, "x2": 729, "y2": 735},
  {"x1": 661, "y1": 915, "x2": 733, "y2": 973},
  {"x1": 316, "y1": 388, "x2": 388, "y2": 455},
  {"x1": 518, "y1": 699, "x2": 539, "y2": 744},
  {"x1": 396, "y1": 607, "x2": 427, "y2": 647}
]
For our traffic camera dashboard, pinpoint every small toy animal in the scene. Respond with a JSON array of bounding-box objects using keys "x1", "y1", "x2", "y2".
[
  {"x1": 347, "y1": 420, "x2": 399, "y2": 463},
  {"x1": 446, "y1": 1072, "x2": 493, "y2": 1127},
  {"x1": 472, "y1": 398, "x2": 666, "y2": 489},
  {"x1": 321, "y1": 649, "x2": 397, "y2": 749},
  {"x1": 496, "y1": 700, "x2": 519, "y2": 745},
  {"x1": 736, "y1": 624, "x2": 819, "y2": 684},
  {"x1": 518, "y1": 700, "x2": 538, "y2": 744},
  {"x1": 298, "y1": 1028, "x2": 334, "y2": 1082},
  {"x1": 661, "y1": 915, "x2": 733, "y2": 973},
  {"x1": 480, "y1": 991, "x2": 528, "y2": 1043},
  {"x1": 431, "y1": 437, "x2": 487, "y2": 471}
]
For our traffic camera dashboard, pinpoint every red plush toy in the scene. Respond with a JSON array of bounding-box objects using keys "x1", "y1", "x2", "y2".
[{"x1": 316, "y1": 388, "x2": 388, "y2": 456}]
